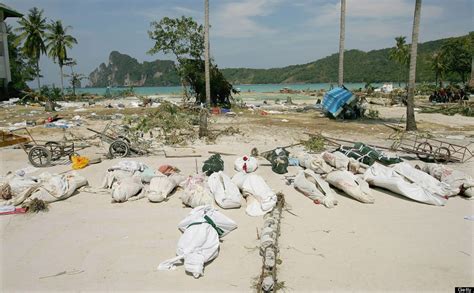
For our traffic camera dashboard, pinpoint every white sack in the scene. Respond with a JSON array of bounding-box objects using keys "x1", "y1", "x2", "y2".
[
  {"x1": 101, "y1": 169, "x2": 134, "y2": 189},
  {"x1": 421, "y1": 163, "x2": 474, "y2": 198},
  {"x1": 322, "y1": 151, "x2": 350, "y2": 170},
  {"x1": 111, "y1": 176, "x2": 143, "y2": 203},
  {"x1": 294, "y1": 169, "x2": 338, "y2": 208},
  {"x1": 363, "y1": 163, "x2": 447, "y2": 206},
  {"x1": 29, "y1": 172, "x2": 88, "y2": 203},
  {"x1": 0, "y1": 174, "x2": 40, "y2": 206},
  {"x1": 234, "y1": 156, "x2": 258, "y2": 173},
  {"x1": 392, "y1": 162, "x2": 458, "y2": 198},
  {"x1": 6, "y1": 174, "x2": 39, "y2": 197},
  {"x1": 181, "y1": 174, "x2": 214, "y2": 208},
  {"x1": 232, "y1": 172, "x2": 277, "y2": 216},
  {"x1": 326, "y1": 170, "x2": 374, "y2": 203},
  {"x1": 208, "y1": 171, "x2": 242, "y2": 209},
  {"x1": 109, "y1": 160, "x2": 147, "y2": 173},
  {"x1": 295, "y1": 152, "x2": 333, "y2": 174},
  {"x1": 147, "y1": 173, "x2": 186, "y2": 203},
  {"x1": 158, "y1": 205, "x2": 237, "y2": 278}
]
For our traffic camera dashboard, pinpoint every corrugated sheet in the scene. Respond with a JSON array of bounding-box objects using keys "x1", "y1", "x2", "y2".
[{"x1": 321, "y1": 87, "x2": 355, "y2": 117}]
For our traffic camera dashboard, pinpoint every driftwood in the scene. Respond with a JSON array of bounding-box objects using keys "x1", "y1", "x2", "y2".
[{"x1": 208, "y1": 151, "x2": 236, "y2": 156}]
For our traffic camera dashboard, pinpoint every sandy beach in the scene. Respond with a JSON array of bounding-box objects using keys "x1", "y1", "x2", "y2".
[{"x1": 0, "y1": 96, "x2": 473, "y2": 292}]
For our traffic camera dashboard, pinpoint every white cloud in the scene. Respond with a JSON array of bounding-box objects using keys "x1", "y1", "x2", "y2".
[
  {"x1": 213, "y1": 0, "x2": 282, "y2": 38},
  {"x1": 303, "y1": 0, "x2": 444, "y2": 41}
]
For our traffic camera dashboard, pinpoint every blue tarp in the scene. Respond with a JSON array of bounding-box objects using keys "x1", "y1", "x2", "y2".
[{"x1": 321, "y1": 87, "x2": 355, "y2": 117}]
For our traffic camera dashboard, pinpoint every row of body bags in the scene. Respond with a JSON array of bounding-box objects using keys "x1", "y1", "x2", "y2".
[
  {"x1": 0, "y1": 171, "x2": 88, "y2": 206},
  {"x1": 184, "y1": 155, "x2": 276, "y2": 216},
  {"x1": 101, "y1": 158, "x2": 277, "y2": 216},
  {"x1": 102, "y1": 161, "x2": 186, "y2": 203},
  {"x1": 293, "y1": 150, "x2": 473, "y2": 207},
  {"x1": 294, "y1": 151, "x2": 374, "y2": 207}
]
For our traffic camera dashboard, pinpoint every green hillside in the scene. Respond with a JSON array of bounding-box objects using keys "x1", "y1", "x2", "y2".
[
  {"x1": 88, "y1": 33, "x2": 472, "y2": 87},
  {"x1": 221, "y1": 33, "x2": 472, "y2": 84}
]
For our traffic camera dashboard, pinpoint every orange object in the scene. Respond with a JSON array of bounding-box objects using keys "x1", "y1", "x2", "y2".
[
  {"x1": 71, "y1": 155, "x2": 90, "y2": 170},
  {"x1": 211, "y1": 107, "x2": 221, "y2": 115},
  {"x1": 158, "y1": 165, "x2": 179, "y2": 176}
]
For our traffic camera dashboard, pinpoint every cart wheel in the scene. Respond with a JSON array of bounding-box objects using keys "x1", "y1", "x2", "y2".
[
  {"x1": 109, "y1": 140, "x2": 130, "y2": 158},
  {"x1": 28, "y1": 146, "x2": 51, "y2": 167},
  {"x1": 68, "y1": 152, "x2": 80, "y2": 162},
  {"x1": 117, "y1": 136, "x2": 131, "y2": 144},
  {"x1": 434, "y1": 147, "x2": 451, "y2": 163},
  {"x1": 45, "y1": 141, "x2": 61, "y2": 161},
  {"x1": 416, "y1": 142, "x2": 433, "y2": 161}
]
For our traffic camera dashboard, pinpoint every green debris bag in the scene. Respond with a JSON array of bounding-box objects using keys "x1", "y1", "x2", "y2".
[
  {"x1": 202, "y1": 153, "x2": 224, "y2": 176},
  {"x1": 339, "y1": 142, "x2": 402, "y2": 166},
  {"x1": 263, "y1": 147, "x2": 289, "y2": 174}
]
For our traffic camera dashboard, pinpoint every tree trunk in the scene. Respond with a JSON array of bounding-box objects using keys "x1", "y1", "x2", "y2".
[
  {"x1": 398, "y1": 65, "x2": 402, "y2": 87},
  {"x1": 200, "y1": 0, "x2": 210, "y2": 138},
  {"x1": 469, "y1": 57, "x2": 474, "y2": 88},
  {"x1": 338, "y1": 0, "x2": 346, "y2": 86},
  {"x1": 60, "y1": 65, "x2": 64, "y2": 96},
  {"x1": 36, "y1": 60, "x2": 41, "y2": 90},
  {"x1": 406, "y1": 0, "x2": 421, "y2": 131}
]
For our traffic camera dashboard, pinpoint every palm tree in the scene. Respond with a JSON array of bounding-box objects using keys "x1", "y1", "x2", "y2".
[
  {"x1": 15, "y1": 7, "x2": 47, "y2": 90},
  {"x1": 430, "y1": 52, "x2": 446, "y2": 87},
  {"x1": 406, "y1": 0, "x2": 421, "y2": 131},
  {"x1": 389, "y1": 36, "x2": 410, "y2": 87},
  {"x1": 45, "y1": 20, "x2": 77, "y2": 95},
  {"x1": 199, "y1": 0, "x2": 210, "y2": 138},
  {"x1": 338, "y1": 0, "x2": 346, "y2": 86}
]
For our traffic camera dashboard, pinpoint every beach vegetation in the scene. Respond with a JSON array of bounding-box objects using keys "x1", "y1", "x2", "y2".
[
  {"x1": 389, "y1": 36, "x2": 410, "y2": 87},
  {"x1": 45, "y1": 20, "x2": 78, "y2": 95},
  {"x1": 6, "y1": 25, "x2": 36, "y2": 95},
  {"x1": 15, "y1": 7, "x2": 47, "y2": 90},
  {"x1": 148, "y1": 16, "x2": 236, "y2": 106},
  {"x1": 439, "y1": 37, "x2": 472, "y2": 83}
]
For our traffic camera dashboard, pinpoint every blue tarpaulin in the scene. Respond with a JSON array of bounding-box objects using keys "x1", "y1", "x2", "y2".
[{"x1": 321, "y1": 87, "x2": 355, "y2": 117}]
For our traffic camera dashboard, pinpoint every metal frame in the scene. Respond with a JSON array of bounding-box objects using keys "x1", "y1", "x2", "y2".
[{"x1": 390, "y1": 132, "x2": 473, "y2": 163}]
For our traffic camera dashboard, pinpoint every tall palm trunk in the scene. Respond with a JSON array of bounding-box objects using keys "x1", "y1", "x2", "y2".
[
  {"x1": 199, "y1": 0, "x2": 210, "y2": 138},
  {"x1": 36, "y1": 59, "x2": 41, "y2": 90},
  {"x1": 60, "y1": 64, "x2": 64, "y2": 96},
  {"x1": 338, "y1": 0, "x2": 346, "y2": 86},
  {"x1": 406, "y1": 0, "x2": 421, "y2": 131},
  {"x1": 469, "y1": 57, "x2": 474, "y2": 88}
]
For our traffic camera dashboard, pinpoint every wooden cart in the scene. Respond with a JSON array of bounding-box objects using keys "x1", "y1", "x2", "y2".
[
  {"x1": 7, "y1": 127, "x2": 81, "y2": 167},
  {"x1": 390, "y1": 132, "x2": 473, "y2": 163}
]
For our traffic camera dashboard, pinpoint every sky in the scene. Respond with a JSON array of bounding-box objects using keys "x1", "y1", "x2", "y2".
[{"x1": 5, "y1": 0, "x2": 472, "y2": 87}]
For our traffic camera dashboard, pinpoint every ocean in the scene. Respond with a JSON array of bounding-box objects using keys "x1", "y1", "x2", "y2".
[{"x1": 75, "y1": 82, "x2": 402, "y2": 96}]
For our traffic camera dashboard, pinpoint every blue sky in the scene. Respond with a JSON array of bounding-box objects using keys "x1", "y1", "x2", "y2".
[{"x1": 5, "y1": 0, "x2": 472, "y2": 87}]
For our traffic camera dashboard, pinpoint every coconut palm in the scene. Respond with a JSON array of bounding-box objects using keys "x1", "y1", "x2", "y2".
[
  {"x1": 406, "y1": 0, "x2": 421, "y2": 131},
  {"x1": 45, "y1": 20, "x2": 78, "y2": 95},
  {"x1": 389, "y1": 36, "x2": 410, "y2": 87},
  {"x1": 338, "y1": 0, "x2": 346, "y2": 86},
  {"x1": 430, "y1": 52, "x2": 446, "y2": 87},
  {"x1": 199, "y1": 0, "x2": 210, "y2": 138},
  {"x1": 15, "y1": 7, "x2": 47, "y2": 90}
]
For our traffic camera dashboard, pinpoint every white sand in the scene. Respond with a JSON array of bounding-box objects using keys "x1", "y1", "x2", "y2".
[{"x1": 1, "y1": 103, "x2": 473, "y2": 292}]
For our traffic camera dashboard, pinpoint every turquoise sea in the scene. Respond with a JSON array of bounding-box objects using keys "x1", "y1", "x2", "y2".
[{"x1": 75, "y1": 82, "x2": 403, "y2": 96}]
